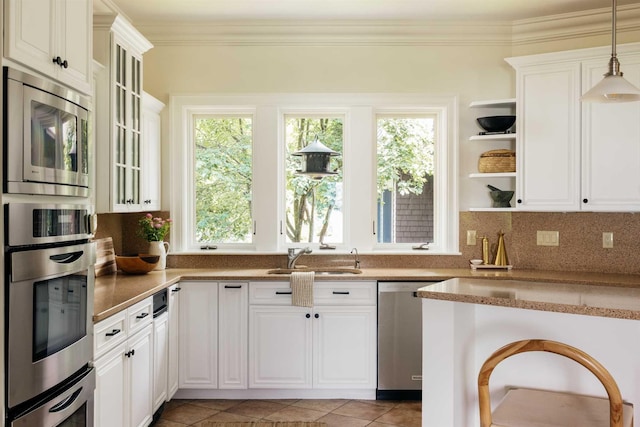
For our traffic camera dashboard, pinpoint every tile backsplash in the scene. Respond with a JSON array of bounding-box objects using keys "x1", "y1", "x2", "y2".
[{"x1": 95, "y1": 211, "x2": 640, "y2": 275}]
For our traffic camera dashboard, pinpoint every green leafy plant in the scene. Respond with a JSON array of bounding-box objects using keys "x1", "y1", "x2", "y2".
[{"x1": 138, "y1": 213, "x2": 172, "y2": 242}]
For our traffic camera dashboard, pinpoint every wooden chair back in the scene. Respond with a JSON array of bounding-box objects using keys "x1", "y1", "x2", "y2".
[{"x1": 478, "y1": 339, "x2": 626, "y2": 427}]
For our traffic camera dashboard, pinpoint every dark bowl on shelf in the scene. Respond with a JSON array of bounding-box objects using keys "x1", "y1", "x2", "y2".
[
  {"x1": 490, "y1": 190, "x2": 514, "y2": 208},
  {"x1": 477, "y1": 116, "x2": 516, "y2": 133}
]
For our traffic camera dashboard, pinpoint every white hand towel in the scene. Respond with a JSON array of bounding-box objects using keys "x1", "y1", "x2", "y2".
[{"x1": 291, "y1": 271, "x2": 315, "y2": 307}]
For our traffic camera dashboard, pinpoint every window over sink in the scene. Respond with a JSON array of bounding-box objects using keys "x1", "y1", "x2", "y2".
[{"x1": 170, "y1": 94, "x2": 458, "y2": 253}]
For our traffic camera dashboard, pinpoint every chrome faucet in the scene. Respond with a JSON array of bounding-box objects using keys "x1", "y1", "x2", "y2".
[
  {"x1": 287, "y1": 247, "x2": 312, "y2": 269},
  {"x1": 350, "y1": 248, "x2": 361, "y2": 269}
]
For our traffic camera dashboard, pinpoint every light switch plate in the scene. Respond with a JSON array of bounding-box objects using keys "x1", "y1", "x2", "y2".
[
  {"x1": 467, "y1": 230, "x2": 477, "y2": 245},
  {"x1": 603, "y1": 232, "x2": 613, "y2": 248},
  {"x1": 537, "y1": 230, "x2": 559, "y2": 246}
]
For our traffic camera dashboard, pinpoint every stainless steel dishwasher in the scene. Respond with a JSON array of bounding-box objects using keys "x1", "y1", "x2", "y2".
[{"x1": 377, "y1": 281, "x2": 438, "y2": 400}]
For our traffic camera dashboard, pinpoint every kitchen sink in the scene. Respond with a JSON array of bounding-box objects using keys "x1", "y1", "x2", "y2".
[{"x1": 267, "y1": 267, "x2": 362, "y2": 275}]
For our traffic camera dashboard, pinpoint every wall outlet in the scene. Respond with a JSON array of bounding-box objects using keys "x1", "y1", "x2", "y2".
[
  {"x1": 537, "y1": 230, "x2": 559, "y2": 246},
  {"x1": 603, "y1": 232, "x2": 613, "y2": 248},
  {"x1": 467, "y1": 230, "x2": 477, "y2": 245}
]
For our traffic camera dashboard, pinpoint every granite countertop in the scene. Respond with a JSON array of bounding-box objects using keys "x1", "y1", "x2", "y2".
[
  {"x1": 94, "y1": 267, "x2": 640, "y2": 322},
  {"x1": 416, "y1": 277, "x2": 640, "y2": 320}
]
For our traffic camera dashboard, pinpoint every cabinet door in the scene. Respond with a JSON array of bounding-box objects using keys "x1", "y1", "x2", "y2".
[
  {"x1": 4, "y1": 0, "x2": 57, "y2": 79},
  {"x1": 141, "y1": 92, "x2": 164, "y2": 210},
  {"x1": 249, "y1": 305, "x2": 312, "y2": 388},
  {"x1": 127, "y1": 324, "x2": 153, "y2": 427},
  {"x1": 219, "y1": 282, "x2": 248, "y2": 389},
  {"x1": 152, "y1": 312, "x2": 169, "y2": 412},
  {"x1": 179, "y1": 282, "x2": 218, "y2": 388},
  {"x1": 57, "y1": 0, "x2": 91, "y2": 93},
  {"x1": 94, "y1": 342, "x2": 127, "y2": 427},
  {"x1": 313, "y1": 306, "x2": 376, "y2": 389},
  {"x1": 582, "y1": 55, "x2": 640, "y2": 211},
  {"x1": 516, "y1": 62, "x2": 582, "y2": 211},
  {"x1": 167, "y1": 284, "x2": 181, "y2": 399}
]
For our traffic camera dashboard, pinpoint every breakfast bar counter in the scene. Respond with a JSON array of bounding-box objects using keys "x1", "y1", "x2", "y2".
[{"x1": 418, "y1": 278, "x2": 640, "y2": 427}]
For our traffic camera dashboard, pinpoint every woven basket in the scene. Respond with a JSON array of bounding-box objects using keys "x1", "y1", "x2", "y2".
[{"x1": 478, "y1": 149, "x2": 516, "y2": 173}]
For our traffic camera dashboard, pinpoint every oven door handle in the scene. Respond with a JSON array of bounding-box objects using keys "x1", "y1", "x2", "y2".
[
  {"x1": 48, "y1": 387, "x2": 83, "y2": 413},
  {"x1": 49, "y1": 250, "x2": 84, "y2": 264}
]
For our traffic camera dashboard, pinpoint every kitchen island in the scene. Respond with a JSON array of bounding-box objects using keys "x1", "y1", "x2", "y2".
[{"x1": 417, "y1": 278, "x2": 640, "y2": 427}]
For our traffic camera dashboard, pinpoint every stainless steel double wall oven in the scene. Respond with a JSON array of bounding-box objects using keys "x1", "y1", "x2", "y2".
[{"x1": 5, "y1": 203, "x2": 96, "y2": 426}]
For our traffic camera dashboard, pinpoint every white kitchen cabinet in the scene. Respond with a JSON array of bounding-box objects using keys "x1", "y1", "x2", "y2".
[
  {"x1": 249, "y1": 305, "x2": 313, "y2": 388},
  {"x1": 507, "y1": 42, "x2": 640, "y2": 212},
  {"x1": 248, "y1": 281, "x2": 377, "y2": 390},
  {"x1": 93, "y1": 15, "x2": 154, "y2": 213},
  {"x1": 167, "y1": 284, "x2": 181, "y2": 400},
  {"x1": 152, "y1": 311, "x2": 169, "y2": 412},
  {"x1": 313, "y1": 306, "x2": 376, "y2": 389},
  {"x1": 581, "y1": 55, "x2": 640, "y2": 211},
  {"x1": 178, "y1": 281, "x2": 219, "y2": 388},
  {"x1": 141, "y1": 92, "x2": 165, "y2": 211},
  {"x1": 94, "y1": 298, "x2": 154, "y2": 427},
  {"x1": 4, "y1": 0, "x2": 92, "y2": 94},
  {"x1": 128, "y1": 323, "x2": 154, "y2": 427},
  {"x1": 219, "y1": 282, "x2": 249, "y2": 389}
]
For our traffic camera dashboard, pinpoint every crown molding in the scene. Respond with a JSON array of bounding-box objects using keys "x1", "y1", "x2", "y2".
[
  {"x1": 137, "y1": 20, "x2": 513, "y2": 47},
  {"x1": 124, "y1": 4, "x2": 640, "y2": 47}
]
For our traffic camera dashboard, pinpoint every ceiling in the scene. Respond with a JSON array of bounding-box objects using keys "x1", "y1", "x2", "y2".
[{"x1": 96, "y1": 0, "x2": 636, "y2": 24}]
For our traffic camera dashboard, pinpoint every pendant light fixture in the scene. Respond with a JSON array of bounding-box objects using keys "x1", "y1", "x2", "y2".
[{"x1": 581, "y1": 0, "x2": 640, "y2": 102}]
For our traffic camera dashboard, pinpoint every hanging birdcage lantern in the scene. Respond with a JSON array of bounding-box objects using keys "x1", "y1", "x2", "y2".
[{"x1": 292, "y1": 136, "x2": 341, "y2": 180}]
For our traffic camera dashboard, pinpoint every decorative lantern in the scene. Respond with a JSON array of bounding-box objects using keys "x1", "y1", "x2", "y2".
[{"x1": 292, "y1": 136, "x2": 341, "y2": 180}]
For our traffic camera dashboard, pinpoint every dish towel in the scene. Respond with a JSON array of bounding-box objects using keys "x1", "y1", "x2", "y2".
[{"x1": 290, "y1": 271, "x2": 315, "y2": 307}]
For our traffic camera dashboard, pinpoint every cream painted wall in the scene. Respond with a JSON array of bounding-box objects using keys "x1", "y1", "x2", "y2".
[{"x1": 141, "y1": 27, "x2": 640, "y2": 212}]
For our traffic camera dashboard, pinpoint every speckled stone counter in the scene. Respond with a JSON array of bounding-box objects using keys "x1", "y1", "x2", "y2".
[
  {"x1": 416, "y1": 277, "x2": 640, "y2": 320},
  {"x1": 94, "y1": 267, "x2": 640, "y2": 322}
]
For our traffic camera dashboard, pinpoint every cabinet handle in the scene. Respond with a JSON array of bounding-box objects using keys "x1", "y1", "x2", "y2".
[
  {"x1": 136, "y1": 312, "x2": 149, "y2": 319},
  {"x1": 306, "y1": 313, "x2": 311, "y2": 318},
  {"x1": 61, "y1": 59, "x2": 68, "y2": 69},
  {"x1": 105, "y1": 329, "x2": 121, "y2": 337},
  {"x1": 125, "y1": 349, "x2": 135, "y2": 358},
  {"x1": 275, "y1": 291, "x2": 292, "y2": 295},
  {"x1": 517, "y1": 199, "x2": 522, "y2": 204},
  {"x1": 314, "y1": 313, "x2": 319, "y2": 319},
  {"x1": 332, "y1": 291, "x2": 350, "y2": 295},
  {"x1": 583, "y1": 198, "x2": 588, "y2": 203},
  {"x1": 52, "y1": 56, "x2": 62, "y2": 65},
  {"x1": 225, "y1": 285, "x2": 242, "y2": 289},
  {"x1": 171, "y1": 287, "x2": 182, "y2": 293}
]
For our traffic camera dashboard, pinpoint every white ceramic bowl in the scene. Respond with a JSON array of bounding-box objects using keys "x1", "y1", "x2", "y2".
[{"x1": 470, "y1": 259, "x2": 483, "y2": 265}]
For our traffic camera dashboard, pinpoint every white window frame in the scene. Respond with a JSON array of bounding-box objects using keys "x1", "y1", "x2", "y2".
[{"x1": 170, "y1": 93, "x2": 459, "y2": 254}]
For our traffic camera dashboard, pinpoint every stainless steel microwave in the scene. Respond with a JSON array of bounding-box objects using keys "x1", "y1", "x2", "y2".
[{"x1": 4, "y1": 67, "x2": 90, "y2": 197}]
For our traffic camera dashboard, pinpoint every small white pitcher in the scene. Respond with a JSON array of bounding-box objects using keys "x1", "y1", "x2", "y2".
[{"x1": 148, "y1": 241, "x2": 170, "y2": 270}]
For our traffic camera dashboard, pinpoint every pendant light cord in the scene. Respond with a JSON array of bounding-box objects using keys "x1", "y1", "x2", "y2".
[{"x1": 608, "y1": 0, "x2": 621, "y2": 77}]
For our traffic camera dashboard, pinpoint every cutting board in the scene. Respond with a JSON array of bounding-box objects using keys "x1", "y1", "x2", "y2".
[{"x1": 94, "y1": 237, "x2": 116, "y2": 277}]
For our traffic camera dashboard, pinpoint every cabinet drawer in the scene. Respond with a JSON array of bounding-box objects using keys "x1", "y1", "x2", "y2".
[
  {"x1": 314, "y1": 281, "x2": 377, "y2": 306},
  {"x1": 94, "y1": 310, "x2": 127, "y2": 359},
  {"x1": 249, "y1": 282, "x2": 293, "y2": 305},
  {"x1": 128, "y1": 297, "x2": 153, "y2": 334},
  {"x1": 250, "y1": 281, "x2": 377, "y2": 306}
]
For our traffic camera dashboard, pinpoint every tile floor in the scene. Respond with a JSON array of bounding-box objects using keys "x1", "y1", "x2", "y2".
[{"x1": 154, "y1": 398, "x2": 422, "y2": 427}]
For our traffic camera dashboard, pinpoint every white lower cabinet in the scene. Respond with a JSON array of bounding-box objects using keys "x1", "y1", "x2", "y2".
[
  {"x1": 219, "y1": 282, "x2": 249, "y2": 389},
  {"x1": 179, "y1": 281, "x2": 219, "y2": 388},
  {"x1": 152, "y1": 311, "x2": 169, "y2": 412},
  {"x1": 167, "y1": 283, "x2": 181, "y2": 399},
  {"x1": 94, "y1": 297, "x2": 154, "y2": 427},
  {"x1": 248, "y1": 281, "x2": 377, "y2": 390},
  {"x1": 249, "y1": 305, "x2": 313, "y2": 388}
]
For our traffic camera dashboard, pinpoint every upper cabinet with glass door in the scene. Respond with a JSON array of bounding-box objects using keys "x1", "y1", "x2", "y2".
[
  {"x1": 4, "y1": 0, "x2": 93, "y2": 95},
  {"x1": 93, "y1": 14, "x2": 153, "y2": 213}
]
